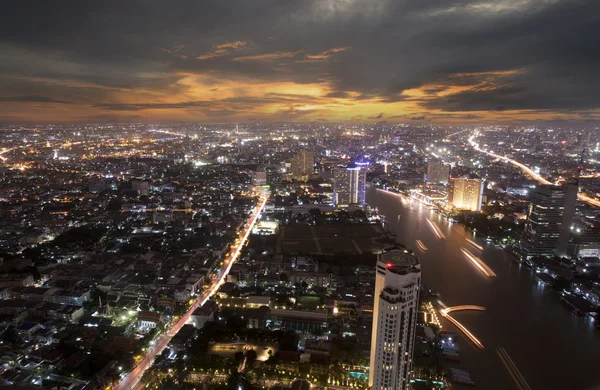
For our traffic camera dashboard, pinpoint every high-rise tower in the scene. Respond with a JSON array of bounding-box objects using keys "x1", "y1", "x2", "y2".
[
  {"x1": 369, "y1": 248, "x2": 421, "y2": 390},
  {"x1": 333, "y1": 162, "x2": 367, "y2": 206},
  {"x1": 523, "y1": 184, "x2": 577, "y2": 258}
]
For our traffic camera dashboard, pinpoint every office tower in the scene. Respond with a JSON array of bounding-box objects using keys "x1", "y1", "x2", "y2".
[
  {"x1": 290, "y1": 150, "x2": 315, "y2": 181},
  {"x1": 448, "y1": 178, "x2": 483, "y2": 211},
  {"x1": 369, "y1": 247, "x2": 421, "y2": 390},
  {"x1": 426, "y1": 160, "x2": 450, "y2": 184},
  {"x1": 523, "y1": 184, "x2": 577, "y2": 258},
  {"x1": 333, "y1": 162, "x2": 366, "y2": 207}
]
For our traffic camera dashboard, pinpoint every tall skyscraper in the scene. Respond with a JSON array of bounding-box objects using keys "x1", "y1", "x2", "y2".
[
  {"x1": 333, "y1": 162, "x2": 366, "y2": 206},
  {"x1": 448, "y1": 178, "x2": 483, "y2": 211},
  {"x1": 290, "y1": 150, "x2": 315, "y2": 181},
  {"x1": 523, "y1": 184, "x2": 577, "y2": 258},
  {"x1": 426, "y1": 160, "x2": 450, "y2": 184},
  {"x1": 369, "y1": 247, "x2": 421, "y2": 390}
]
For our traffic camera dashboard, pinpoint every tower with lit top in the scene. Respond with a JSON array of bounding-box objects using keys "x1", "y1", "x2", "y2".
[{"x1": 369, "y1": 247, "x2": 421, "y2": 390}]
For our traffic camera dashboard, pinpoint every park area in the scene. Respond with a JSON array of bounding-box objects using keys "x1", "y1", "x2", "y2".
[{"x1": 278, "y1": 223, "x2": 392, "y2": 255}]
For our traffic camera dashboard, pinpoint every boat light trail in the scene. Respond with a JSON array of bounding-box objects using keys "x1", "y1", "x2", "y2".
[
  {"x1": 465, "y1": 238, "x2": 483, "y2": 251},
  {"x1": 441, "y1": 312, "x2": 485, "y2": 350},
  {"x1": 461, "y1": 247, "x2": 497, "y2": 277},
  {"x1": 426, "y1": 219, "x2": 446, "y2": 239},
  {"x1": 416, "y1": 239, "x2": 428, "y2": 251},
  {"x1": 441, "y1": 305, "x2": 486, "y2": 316},
  {"x1": 497, "y1": 346, "x2": 532, "y2": 390},
  {"x1": 438, "y1": 303, "x2": 485, "y2": 349}
]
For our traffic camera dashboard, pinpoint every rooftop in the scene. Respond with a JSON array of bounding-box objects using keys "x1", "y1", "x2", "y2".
[{"x1": 380, "y1": 248, "x2": 419, "y2": 268}]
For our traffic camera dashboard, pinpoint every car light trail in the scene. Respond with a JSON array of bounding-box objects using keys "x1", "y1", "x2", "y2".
[
  {"x1": 465, "y1": 238, "x2": 484, "y2": 251},
  {"x1": 497, "y1": 346, "x2": 532, "y2": 390},
  {"x1": 470, "y1": 134, "x2": 600, "y2": 208},
  {"x1": 460, "y1": 247, "x2": 497, "y2": 277},
  {"x1": 416, "y1": 239, "x2": 428, "y2": 251},
  {"x1": 115, "y1": 196, "x2": 269, "y2": 390},
  {"x1": 426, "y1": 219, "x2": 446, "y2": 239}
]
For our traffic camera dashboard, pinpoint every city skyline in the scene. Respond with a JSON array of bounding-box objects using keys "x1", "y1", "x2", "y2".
[{"x1": 1, "y1": 1, "x2": 599, "y2": 124}]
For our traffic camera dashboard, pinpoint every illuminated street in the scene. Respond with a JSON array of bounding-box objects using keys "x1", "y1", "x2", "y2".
[{"x1": 115, "y1": 196, "x2": 269, "y2": 390}]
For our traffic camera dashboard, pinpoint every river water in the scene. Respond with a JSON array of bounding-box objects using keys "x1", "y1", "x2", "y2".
[{"x1": 367, "y1": 187, "x2": 600, "y2": 390}]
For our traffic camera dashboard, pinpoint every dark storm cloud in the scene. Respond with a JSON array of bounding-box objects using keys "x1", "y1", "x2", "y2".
[{"x1": 0, "y1": 0, "x2": 599, "y2": 118}]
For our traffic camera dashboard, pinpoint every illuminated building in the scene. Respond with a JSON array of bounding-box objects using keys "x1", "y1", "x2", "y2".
[
  {"x1": 523, "y1": 184, "x2": 577, "y2": 258},
  {"x1": 290, "y1": 150, "x2": 315, "y2": 181},
  {"x1": 333, "y1": 162, "x2": 366, "y2": 206},
  {"x1": 448, "y1": 178, "x2": 483, "y2": 211},
  {"x1": 426, "y1": 160, "x2": 450, "y2": 184},
  {"x1": 369, "y1": 248, "x2": 421, "y2": 390}
]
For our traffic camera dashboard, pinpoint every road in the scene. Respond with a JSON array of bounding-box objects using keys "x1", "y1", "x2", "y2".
[
  {"x1": 469, "y1": 134, "x2": 600, "y2": 207},
  {"x1": 115, "y1": 195, "x2": 269, "y2": 390}
]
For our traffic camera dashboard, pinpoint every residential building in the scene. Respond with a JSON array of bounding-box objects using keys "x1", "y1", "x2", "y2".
[
  {"x1": 290, "y1": 150, "x2": 315, "y2": 181},
  {"x1": 426, "y1": 161, "x2": 450, "y2": 184},
  {"x1": 369, "y1": 248, "x2": 421, "y2": 390}
]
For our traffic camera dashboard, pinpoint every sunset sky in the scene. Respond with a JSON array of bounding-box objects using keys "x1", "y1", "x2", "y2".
[{"x1": 1, "y1": 0, "x2": 598, "y2": 124}]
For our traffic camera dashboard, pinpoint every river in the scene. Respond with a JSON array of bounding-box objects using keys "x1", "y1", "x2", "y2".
[{"x1": 367, "y1": 187, "x2": 600, "y2": 390}]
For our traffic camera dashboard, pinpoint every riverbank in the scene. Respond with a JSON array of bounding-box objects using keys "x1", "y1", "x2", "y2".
[{"x1": 367, "y1": 186, "x2": 600, "y2": 390}]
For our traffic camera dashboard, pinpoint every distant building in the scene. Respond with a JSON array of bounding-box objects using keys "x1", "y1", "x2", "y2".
[
  {"x1": 426, "y1": 160, "x2": 450, "y2": 184},
  {"x1": 191, "y1": 300, "x2": 217, "y2": 330},
  {"x1": 251, "y1": 168, "x2": 267, "y2": 186},
  {"x1": 523, "y1": 184, "x2": 577, "y2": 258},
  {"x1": 252, "y1": 220, "x2": 279, "y2": 235},
  {"x1": 448, "y1": 178, "x2": 483, "y2": 211},
  {"x1": 369, "y1": 248, "x2": 421, "y2": 390},
  {"x1": 88, "y1": 178, "x2": 107, "y2": 193},
  {"x1": 333, "y1": 162, "x2": 366, "y2": 207},
  {"x1": 291, "y1": 150, "x2": 315, "y2": 181},
  {"x1": 132, "y1": 180, "x2": 149, "y2": 196}
]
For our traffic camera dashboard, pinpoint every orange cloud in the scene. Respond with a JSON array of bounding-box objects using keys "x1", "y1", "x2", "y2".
[
  {"x1": 196, "y1": 41, "x2": 249, "y2": 60},
  {"x1": 233, "y1": 51, "x2": 303, "y2": 62},
  {"x1": 305, "y1": 47, "x2": 349, "y2": 60},
  {"x1": 215, "y1": 40, "x2": 249, "y2": 50}
]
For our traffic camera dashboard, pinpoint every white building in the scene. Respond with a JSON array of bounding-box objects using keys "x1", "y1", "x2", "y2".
[
  {"x1": 333, "y1": 162, "x2": 366, "y2": 207},
  {"x1": 369, "y1": 248, "x2": 421, "y2": 390}
]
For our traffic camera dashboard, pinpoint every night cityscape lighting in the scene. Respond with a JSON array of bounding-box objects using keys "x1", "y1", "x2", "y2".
[{"x1": 1, "y1": 1, "x2": 600, "y2": 390}]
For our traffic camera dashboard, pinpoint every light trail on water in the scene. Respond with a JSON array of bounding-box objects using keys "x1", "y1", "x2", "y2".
[
  {"x1": 465, "y1": 238, "x2": 483, "y2": 251},
  {"x1": 460, "y1": 247, "x2": 497, "y2": 277},
  {"x1": 497, "y1": 346, "x2": 532, "y2": 390},
  {"x1": 438, "y1": 303, "x2": 486, "y2": 349},
  {"x1": 426, "y1": 219, "x2": 446, "y2": 239}
]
